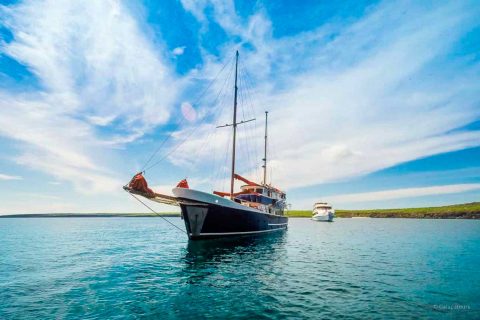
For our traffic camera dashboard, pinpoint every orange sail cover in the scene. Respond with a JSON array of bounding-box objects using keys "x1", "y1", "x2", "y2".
[
  {"x1": 176, "y1": 179, "x2": 189, "y2": 188},
  {"x1": 129, "y1": 173, "x2": 154, "y2": 196}
]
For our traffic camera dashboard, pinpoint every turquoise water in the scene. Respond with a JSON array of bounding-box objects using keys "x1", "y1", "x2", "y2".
[{"x1": 1, "y1": 218, "x2": 479, "y2": 319}]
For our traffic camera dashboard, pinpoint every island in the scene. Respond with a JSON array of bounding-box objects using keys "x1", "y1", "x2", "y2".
[
  {"x1": 1, "y1": 202, "x2": 479, "y2": 219},
  {"x1": 288, "y1": 202, "x2": 480, "y2": 219}
]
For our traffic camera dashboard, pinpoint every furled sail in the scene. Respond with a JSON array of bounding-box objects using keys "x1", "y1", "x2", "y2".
[{"x1": 124, "y1": 173, "x2": 179, "y2": 206}]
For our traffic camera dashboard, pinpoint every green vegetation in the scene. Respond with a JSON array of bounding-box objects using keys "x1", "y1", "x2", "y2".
[
  {"x1": 286, "y1": 202, "x2": 480, "y2": 219},
  {"x1": 2, "y1": 203, "x2": 480, "y2": 219}
]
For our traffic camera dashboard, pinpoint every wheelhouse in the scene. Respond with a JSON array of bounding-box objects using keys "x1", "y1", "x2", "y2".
[
  {"x1": 234, "y1": 185, "x2": 287, "y2": 215},
  {"x1": 314, "y1": 202, "x2": 332, "y2": 209}
]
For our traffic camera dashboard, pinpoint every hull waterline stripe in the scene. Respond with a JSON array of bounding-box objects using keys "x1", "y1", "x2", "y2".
[
  {"x1": 190, "y1": 227, "x2": 287, "y2": 237},
  {"x1": 268, "y1": 223, "x2": 288, "y2": 226}
]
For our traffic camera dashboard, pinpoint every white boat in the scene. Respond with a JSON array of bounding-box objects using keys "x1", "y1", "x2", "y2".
[{"x1": 312, "y1": 202, "x2": 335, "y2": 222}]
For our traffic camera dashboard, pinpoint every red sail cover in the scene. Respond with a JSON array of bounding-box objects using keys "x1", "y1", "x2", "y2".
[
  {"x1": 129, "y1": 173, "x2": 154, "y2": 195},
  {"x1": 176, "y1": 179, "x2": 189, "y2": 188}
]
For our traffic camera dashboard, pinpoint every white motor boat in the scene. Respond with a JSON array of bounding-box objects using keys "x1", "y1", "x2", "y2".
[{"x1": 312, "y1": 202, "x2": 335, "y2": 222}]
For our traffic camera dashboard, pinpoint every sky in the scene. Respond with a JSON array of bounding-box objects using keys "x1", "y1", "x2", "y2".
[{"x1": 0, "y1": 0, "x2": 479, "y2": 214}]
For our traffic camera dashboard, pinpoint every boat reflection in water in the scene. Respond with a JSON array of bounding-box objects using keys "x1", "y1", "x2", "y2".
[
  {"x1": 165, "y1": 232, "x2": 288, "y2": 318},
  {"x1": 184, "y1": 232, "x2": 286, "y2": 263},
  {"x1": 180, "y1": 232, "x2": 287, "y2": 282}
]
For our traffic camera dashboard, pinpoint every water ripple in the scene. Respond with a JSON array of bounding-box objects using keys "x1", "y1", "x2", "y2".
[{"x1": 1, "y1": 218, "x2": 479, "y2": 319}]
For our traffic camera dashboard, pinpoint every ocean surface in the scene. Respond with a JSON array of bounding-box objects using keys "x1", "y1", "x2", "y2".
[{"x1": 1, "y1": 217, "x2": 479, "y2": 319}]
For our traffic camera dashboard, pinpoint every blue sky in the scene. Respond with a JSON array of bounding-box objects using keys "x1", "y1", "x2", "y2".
[{"x1": 0, "y1": 0, "x2": 479, "y2": 214}]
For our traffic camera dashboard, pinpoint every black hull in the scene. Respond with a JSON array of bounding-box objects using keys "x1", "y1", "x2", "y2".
[{"x1": 179, "y1": 202, "x2": 288, "y2": 240}]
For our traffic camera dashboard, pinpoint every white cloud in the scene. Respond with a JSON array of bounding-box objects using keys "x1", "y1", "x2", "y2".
[
  {"x1": 323, "y1": 184, "x2": 480, "y2": 204},
  {"x1": 86, "y1": 115, "x2": 117, "y2": 127},
  {"x1": 0, "y1": 173, "x2": 22, "y2": 181},
  {"x1": 2, "y1": 1, "x2": 178, "y2": 128},
  {"x1": 179, "y1": 0, "x2": 480, "y2": 191},
  {"x1": 0, "y1": 0, "x2": 180, "y2": 193}
]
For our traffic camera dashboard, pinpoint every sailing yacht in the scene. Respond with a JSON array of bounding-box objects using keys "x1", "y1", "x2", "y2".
[{"x1": 125, "y1": 51, "x2": 288, "y2": 240}]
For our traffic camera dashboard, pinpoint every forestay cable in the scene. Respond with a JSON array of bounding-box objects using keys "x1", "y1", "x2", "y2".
[{"x1": 126, "y1": 191, "x2": 187, "y2": 235}]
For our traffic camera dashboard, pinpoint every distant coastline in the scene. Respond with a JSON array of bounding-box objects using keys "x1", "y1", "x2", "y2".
[
  {"x1": 288, "y1": 202, "x2": 480, "y2": 219},
  {"x1": 1, "y1": 202, "x2": 479, "y2": 219},
  {"x1": 0, "y1": 213, "x2": 180, "y2": 218}
]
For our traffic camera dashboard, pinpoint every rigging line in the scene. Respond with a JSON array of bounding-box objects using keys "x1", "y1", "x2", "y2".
[
  {"x1": 211, "y1": 128, "x2": 218, "y2": 185},
  {"x1": 198, "y1": 55, "x2": 236, "y2": 126},
  {"x1": 242, "y1": 67, "x2": 262, "y2": 120},
  {"x1": 192, "y1": 91, "x2": 227, "y2": 165},
  {"x1": 269, "y1": 126, "x2": 282, "y2": 179},
  {"x1": 237, "y1": 77, "x2": 253, "y2": 181},
  {"x1": 126, "y1": 191, "x2": 187, "y2": 235},
  {"x1": 192, "y1": 60, "x2": 236, "y2": 162},
  {"x1": 209, "y1": 87, "x2": 234, "y2": 181},
  {"x1": 140, "y1": 54, "x2": 235, "y2": 172},
  {"x1": 237, "y1": 71, "x2": 254, "y2": 177},
  {"x1": 240, "y1": 66, "x2": 261, "y2": 181},
  {"x1": 239, "y1": 121, "x2": 250, "y2": 178},
  {"x1": 236, "y1": 73, "x2": 245, "y2": 170},
  {"x1": 214, "y1": 98, "x2": 233, "y2": 191},
  {"x1": 146, "y1": 60, "x2": 234, "y2": 171},
  {"x1": 219, "y1": 129, "x2": 232, "y2": 192},
  {"x1": 213, "y1": 90, "x2": 234, "y2": 192},
  {"x1": 144, "y1": 56, "x2": 236, "y2": 171},
  {"x1": 190, "y1": 92, "x2": 228, "y2": 162},
  {"x1": 244, "y1": 69, "x2": 263, "y2": 182},
  {"x1": 208, "y1": 72, "x2": 234, "y2": 183},
  {"x1": 238, "y1": 69, "x2": 246, "y2": 122},
  {"x1": 239, "y1": 69, "x2": 258, "y2": 145},
  {"x1": 240, "y1": 68, "x2": 258, "y2": 178},
  {"x1": 236, "y1": 121, "x2": 247, "y2": 176}
]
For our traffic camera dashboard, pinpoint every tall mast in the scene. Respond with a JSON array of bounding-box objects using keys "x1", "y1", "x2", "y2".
[
  {"x1": 230, "y1": 50, "x2": 239, "y2": 199},
  {"x1": 262, "y1": 111, "x2": 268, "y2": 185}
]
